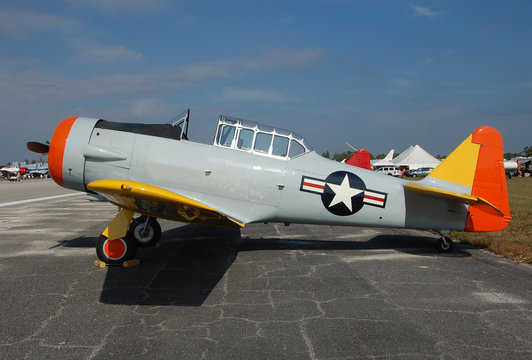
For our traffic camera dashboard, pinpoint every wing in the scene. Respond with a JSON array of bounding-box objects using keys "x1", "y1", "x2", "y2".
[
  {"x1": 404, "y1": 183, "x2": 504, "y2": 216},
  {"x1": 87, "y1": 179, "x2": 244, "y2": 227}
]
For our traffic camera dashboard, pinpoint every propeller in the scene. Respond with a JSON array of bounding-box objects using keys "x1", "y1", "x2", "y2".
[{"x1": 26, "y1": 141, "x2": 50, "y2": 154}]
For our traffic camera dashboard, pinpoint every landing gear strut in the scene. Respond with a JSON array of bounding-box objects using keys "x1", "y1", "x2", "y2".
[{"x1": 130, "y1": 216, "x2": 161, "y2": 247}]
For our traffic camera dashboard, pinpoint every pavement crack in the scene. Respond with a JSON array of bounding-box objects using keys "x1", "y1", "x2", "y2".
[
  {"x1": 300, "y1": 322, "x2": 317, "y2": 360},
  {"x1": 26, "y1": 269, "x2": 94, "y2": 346}
]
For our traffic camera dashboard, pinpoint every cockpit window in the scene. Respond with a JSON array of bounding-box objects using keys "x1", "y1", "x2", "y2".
[
  {"x1": 272, "y1": 135, "x2": 289, "y2": 157},
  {"x1": 289, "y1": 140, "x2": 305, "y2": 158},
  {"x1": 219, "y1": 125, "x2": 236, "y2": 147},
  {"x1": 214, "y1": 115, "x2": 312, "y2": 159},
  {"x1": 254, "y1": 133, "x2": 272, "y2": 153},
  {"x1": 237, "y1": 128, "x2": 254, "y2": 150}
]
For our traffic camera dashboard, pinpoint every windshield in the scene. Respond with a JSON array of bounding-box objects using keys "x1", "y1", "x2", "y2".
[{"x1": 165, "y1": 108, "x2": 190, "y2": 139}]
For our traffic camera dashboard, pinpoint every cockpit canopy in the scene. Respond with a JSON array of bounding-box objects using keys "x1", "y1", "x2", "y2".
[{"x1": 214, "y1": 116, "x2": 312, "y2": 159}]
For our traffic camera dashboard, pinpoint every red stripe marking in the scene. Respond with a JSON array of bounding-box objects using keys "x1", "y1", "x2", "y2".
[
  {"x1": 364, "y1": 194, "x2": 384, "y2": 202},
  {"x1": 304, "y1": 182, "x2": 324, "y2": 190}
]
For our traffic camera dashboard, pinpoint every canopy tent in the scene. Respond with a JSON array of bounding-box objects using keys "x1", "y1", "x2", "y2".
[{"x1": 392, "y1": 145, "x2": 440, "y2": 170}]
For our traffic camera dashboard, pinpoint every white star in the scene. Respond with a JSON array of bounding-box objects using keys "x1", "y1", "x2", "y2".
[{"x1": 327, "y1": 174, "x2": 363, "y2": 211}]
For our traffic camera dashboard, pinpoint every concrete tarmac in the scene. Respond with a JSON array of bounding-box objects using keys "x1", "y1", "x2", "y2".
[{"x1": 1, "y1": 179, "x2": 531, "y2": 359}]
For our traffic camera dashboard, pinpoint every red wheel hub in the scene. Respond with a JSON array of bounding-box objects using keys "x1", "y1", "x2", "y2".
[{"x1": 103, "y1": 238, "x2": 127, "y2": 260}]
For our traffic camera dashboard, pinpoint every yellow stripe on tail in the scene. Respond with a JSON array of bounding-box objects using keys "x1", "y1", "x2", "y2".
[{"x1": 428, "y1": 134, "x2": 480, "y2": 188}]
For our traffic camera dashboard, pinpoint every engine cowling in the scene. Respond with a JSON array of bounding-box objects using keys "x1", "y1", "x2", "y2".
[{"x1": 49, "y1": 117, "x2": 100, "y2": 191}]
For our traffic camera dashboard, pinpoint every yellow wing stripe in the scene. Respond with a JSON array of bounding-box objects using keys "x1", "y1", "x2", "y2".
[
  {"x1": 428, "y1": 134, "x2": 480, "y2": 188},
  {"x1": 404, "y1": 183, "x2": 504, "y2": 216},
  {"x1": 87, "y1": 179, "x2": 244, "y2": 227},
  {"x1": 89, "y1": 179, "x2": 214, "y2": 210}
]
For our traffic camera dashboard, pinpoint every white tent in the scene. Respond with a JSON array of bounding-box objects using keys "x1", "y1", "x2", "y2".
[{"x1": 392, "y1": 145, "x2": 440, "y2": 170}]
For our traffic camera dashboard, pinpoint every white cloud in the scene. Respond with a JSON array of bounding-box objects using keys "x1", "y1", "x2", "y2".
[
  {"x1": 74, "y1": 43, "x2": 143, "y2": 63},
  {"x1": 219, "y1": 87, "x2": 299, "y2": 103},
  {"x1": 411, "y1": 5, "x2": 445, "y2": 18},
  {"x1": 0, "y1": 48, "x2": 323, "y2": 108},
  {"x1": 68, "y1": 0, "x2": 174, "y2": 13},
  {"x1": 239, "y1": 48, "x2": 324, "y2": 70},
  {"x1": 130, "y1": 98, "x2": 171, "y2": 118},
  {"x1": 0, "y1": 8, "x2": 82, "y2": 36}
]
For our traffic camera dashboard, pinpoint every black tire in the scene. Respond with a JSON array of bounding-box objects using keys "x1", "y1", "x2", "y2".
[
  {"x1": 412, "y1": 174, "x2": 417, "y2": 177},
  {"x1": 96, "y1": 233, "x2": 137, "y2": 265},
  {"x1": 437, "y1": 236, "x2": 454, "y2": 253},
  {"x1": 130, "y1": 216, "x2": 161, "y2": 247}
]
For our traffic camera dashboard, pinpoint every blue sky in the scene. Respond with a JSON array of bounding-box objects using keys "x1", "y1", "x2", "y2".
[{"x1": 1, "y1": 0, "x2": 531, "y2": 164}]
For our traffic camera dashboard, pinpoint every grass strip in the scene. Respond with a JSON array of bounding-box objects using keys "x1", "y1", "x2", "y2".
[{"x1": 451, "y1": 177, "x2": 532, "y2": 264}]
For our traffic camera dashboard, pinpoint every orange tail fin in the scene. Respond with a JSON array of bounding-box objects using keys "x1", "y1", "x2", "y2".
[
  {"x1": 428, "y1": 126, "x2": 511, "y2": 232},
  {"x1": 465, "y1": 127, "x2": 511, "y2": 231}
]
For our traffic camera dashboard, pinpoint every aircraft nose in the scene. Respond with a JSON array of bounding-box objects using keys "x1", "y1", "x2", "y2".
[{"x1": 48, "y1": 117, "x2": 78, "y2": 187}]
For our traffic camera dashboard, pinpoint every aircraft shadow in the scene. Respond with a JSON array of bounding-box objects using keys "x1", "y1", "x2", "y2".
[
  {"x1": 98, "y1": 224, "x2": 471, "y2": 307},
  {"x1": 50, "y1": 236, "x2": 97, "y2": 249}
]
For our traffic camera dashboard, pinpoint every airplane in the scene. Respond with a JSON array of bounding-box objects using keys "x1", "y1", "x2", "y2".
[
  {"x1": 28, "y1": 167, "x2": 49, "y2": 178},
  {"x1": 0, "y1": 165, "x2": 26, "y2": 181},
  {"x1": 343, "y1": 142, "x2": 372, "y2": 170},
  {"x1": 27, "y1": 109, "x2": 511, "y2": 265},
  {"x1": 345, "y1": 149, "x2": 371, "y2": 169},
  {"x1": 372, "y1": 149, "x2": 395, "y2": 168}
]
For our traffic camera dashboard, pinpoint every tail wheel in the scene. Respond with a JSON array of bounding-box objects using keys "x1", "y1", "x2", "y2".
[
  {"x1": 96, "y1": 233, "x2": 137, "y2": 265},
  {"x1": 437, "y1": 236, "x2": 454, "y2": 253},
  {"x1": 130, "y1": 216, "x2": 161, "y2": 247}
]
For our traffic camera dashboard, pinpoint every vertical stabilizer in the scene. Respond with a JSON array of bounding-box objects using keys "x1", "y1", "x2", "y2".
[
  {"x1": 345, "y1": 149, "x2": 372, "y2": 170},
  {"x1": 428, "y1": 126, "x2": 510, "y2": 232},
  {"x1": 383, "y1": 149, "x2": 394, "y2": 161}
]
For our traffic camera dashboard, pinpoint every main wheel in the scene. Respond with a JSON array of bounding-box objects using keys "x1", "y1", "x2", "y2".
[
  {"x1": 437, "y1": 236, "x2": 454, "y2": 253},
  {"x1": 96, "y1": 233, "x2": 137, "y2": 265},
  {"x1": 412, "y1": 174, "x2": 417, "y2": 177},
  {"x1": 130, "y1": 216, "x2": 161, "y2": 247}
]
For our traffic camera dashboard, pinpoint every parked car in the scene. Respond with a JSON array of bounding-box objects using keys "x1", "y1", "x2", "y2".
[
  {"x1": 375, "y1": 166, "x2": 402, "y2": 176},
  {"x1": 405, "y1": 167, "x2": 434, "y2": 177}
]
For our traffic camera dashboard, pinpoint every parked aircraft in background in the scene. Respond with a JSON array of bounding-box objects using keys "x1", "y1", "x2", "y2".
[
  {"x1": 343, "y1": 143, "x2": 372, "y2": 170},
  {"x1": 28, "y1": 167, "x2": 49, "y2": 178},
  {"x1": 27, "y1": 109, "x2": 511, "y2": 265},
  {"x1": 345, "y1": 149, "x2": 371, "y2": 170},
  {"x1": 0, "y1": 165, "x2": 26, "y2": 181},
  {"x1": 372, "y1": 149, "x2": 395, "y2": 167}
]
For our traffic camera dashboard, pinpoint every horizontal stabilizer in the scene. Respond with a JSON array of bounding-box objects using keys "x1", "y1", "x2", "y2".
[{"x1": 404, "y1": 183, "x2": 504, "y2": 217}]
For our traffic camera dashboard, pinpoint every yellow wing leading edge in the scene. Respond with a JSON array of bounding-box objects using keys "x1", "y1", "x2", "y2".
[{"x1": 88, "y1": 179, "x2": 245, "y2": 230}]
